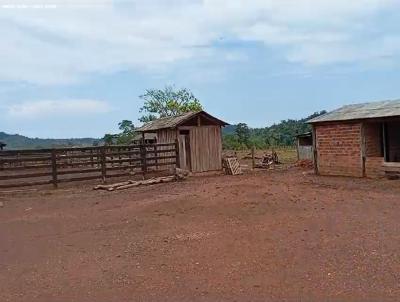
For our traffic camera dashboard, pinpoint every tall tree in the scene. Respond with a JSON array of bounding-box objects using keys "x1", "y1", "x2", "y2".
[
  {"x1": 102, "y1": 134, "x2": 115, "y2": 145},
  {"x1": 116, "y1": 120, "x2": 135, "y2": 144},
  {"x1": 235, "y1": 123, "x2": 251, "y2": 148},
  {"x1": 139, "y1": 86, "x2": 203, "y2": 122}
]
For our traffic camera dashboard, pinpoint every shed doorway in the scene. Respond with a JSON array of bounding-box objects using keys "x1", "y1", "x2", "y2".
[
  {"x1": 383, "y1": 121, "x2": 400, "y2": 162},
  {"x1": 178, "y1": 130, "x2": 191, "y2": 171}
]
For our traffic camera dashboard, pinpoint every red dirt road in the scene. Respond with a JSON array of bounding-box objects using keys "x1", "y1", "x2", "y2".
[{"x1": 1, "y1": 169, "x2": 400, "y2": 302}]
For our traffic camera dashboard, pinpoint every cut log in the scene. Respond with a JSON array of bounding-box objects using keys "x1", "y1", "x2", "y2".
[
  {"x1": 114, "y1": 176, "x2": 176, "y2": 191},
  {"x1": 94, "y1": 175, "x2": 180, "y2": 191},
  {"x1": 93, "y1": 180, "x2": 133, "y2": 190}
]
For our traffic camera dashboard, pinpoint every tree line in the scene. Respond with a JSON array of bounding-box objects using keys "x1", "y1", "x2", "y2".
[
  {"x1": 104, "y1": 86, "x2": 326, "y2": 149},
  {"x1": 222, "y1": 111, "x2": 326, "y2": 150}
]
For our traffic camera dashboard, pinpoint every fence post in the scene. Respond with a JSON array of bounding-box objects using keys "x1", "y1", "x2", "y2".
[
  {"x1": 51, "y1": 149, "x2": 58, "y2": 188},
  {"x1": 175, "y1": 139, "x2": 180, "y2": 169},
  {"x1": 100, "y1": 146, "x2": 106, "y2": 183},
  {"x1": 154, "y1": 144, "x2": 158, "y2": 171},
  {"x1": 141, "y1": 144, "x2": 147, "y2": 179},
  {"x1": 251, "y1": 146, "x2": 255, "y2": 169}
]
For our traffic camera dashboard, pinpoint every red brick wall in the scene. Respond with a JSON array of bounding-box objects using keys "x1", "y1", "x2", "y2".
[
  {"x1": 364, "y1": 123, "x2": 382, "y2": 157},
  {"x1": 315, "y1": 122, "x2": 363, "y2": 177},
  {"x1": 365, "y1": 157, "x2": 384, "y2": 178},
  {"x1": 364, "y1": 123, "x2": 384, "y2": 178}
]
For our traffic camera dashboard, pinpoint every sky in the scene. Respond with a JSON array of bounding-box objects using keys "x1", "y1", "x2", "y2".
[{"x1": 1, "y1": 0, "x2": 400, "y2": 138}]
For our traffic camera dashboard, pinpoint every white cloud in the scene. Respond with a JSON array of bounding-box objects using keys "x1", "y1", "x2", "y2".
[
  {"x1": 0, "y1": 0, "x2": 399, "y2": 84},
  {"x1": 7, "y1": 99, "x2": 112, "y2": 118}
]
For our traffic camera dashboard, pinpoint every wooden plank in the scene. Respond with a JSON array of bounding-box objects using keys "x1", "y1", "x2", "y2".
[
  {"x1": 57, "y1": 161, "x2": 100, "y2": 168},
  {"x1": 0, "y1": 179, "x2": 53, "y2": 189},
  {"x1": 57, "y1": 168, "x2": 101, "y2": 175},
  {"x1": 106, "y1": 158, "x2": 141, "y2": 164},
  {"x1": 0, "y1": 172, "x2": 52, "y2": 180},
  {"x1": 0, "y1": 156, "x2": 52, "y2": 163},
  {"x1": 57, "y1": 175, "x2": 102, "y2": 183},
  {"x1": 147, "y1": 161, "x2": 176, "y2": 168},
  {"x1": 57, "y1": 153, "x2": 100, "y2": 160},
  {"x1": 223, "y1": 158, "x2": 242, "y2": 175},
  {"x1": 106, "y1": 165, "x2": 142, "y2": 171},
  {"x1": 145, "y1": 148, "x2": 177, "y2": 154},
  {"x1": 0, "y1": 164, "x2": 52, "y2": 171},
  {"x1": 105, "y1": 150, "x2": 141, "y2": 157}
]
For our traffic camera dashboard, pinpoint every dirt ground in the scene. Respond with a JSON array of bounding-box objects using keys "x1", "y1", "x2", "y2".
[{"x1": 1, "y1": 168, "x2": 400, "y2": 302}]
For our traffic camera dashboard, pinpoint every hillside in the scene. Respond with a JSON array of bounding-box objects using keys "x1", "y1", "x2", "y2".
[
  {"x1": 223, "y1": 111, "x2": 327, "y2": 149},
  {"x1": 0, "y1": 132, "x2": 100, "y2": 150}
]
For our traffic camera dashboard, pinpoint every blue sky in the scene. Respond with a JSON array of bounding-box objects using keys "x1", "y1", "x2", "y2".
[{"x1": 1, "y1": 0, "x2": 400, "y2": 138}]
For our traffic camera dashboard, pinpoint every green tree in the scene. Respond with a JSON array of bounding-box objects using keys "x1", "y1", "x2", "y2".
[
  {"x1": 103, "y1": 134, "x2": 115, "y2": 145},
  {"x1": 116, "y1": 120, "x2": 135, "y2": 144},
  {"x1": 139, "y1": 86, "x2": 203, "y2": 122},
  {"x1": 222, "y1": 110, "x2": 327, "y2": 150},
  {"x1": 118, "y1": 120, "x2": 135, "y2": 134},
  {"x1": 235, "y1": 123, "x2": 251, "y2": 148}
]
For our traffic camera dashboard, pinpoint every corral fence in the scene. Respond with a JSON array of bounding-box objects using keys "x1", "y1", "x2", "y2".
[{"x1": 0, "y1": 142, "x2": 178, "y2": 189}]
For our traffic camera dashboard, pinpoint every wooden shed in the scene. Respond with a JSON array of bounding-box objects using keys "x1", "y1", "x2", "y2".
[
  {"x1": 136, "y1": 111, "x2": 229, "y2": 173},
  {"x1": 308, "y1": 99, "x2": 400, "y2": 178}
]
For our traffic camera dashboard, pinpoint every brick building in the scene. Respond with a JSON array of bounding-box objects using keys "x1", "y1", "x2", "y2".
[{"x1": 308, "y1": 100, "x2": 400, "y2": 178}]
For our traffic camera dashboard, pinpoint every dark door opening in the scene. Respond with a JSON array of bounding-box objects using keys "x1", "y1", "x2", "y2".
[
  {"x1": 383, "y1": 122, "x2": 400, "y2": 162},
  {"x1": 178, "y1": 130, "x2": 191, "y2": 171}
]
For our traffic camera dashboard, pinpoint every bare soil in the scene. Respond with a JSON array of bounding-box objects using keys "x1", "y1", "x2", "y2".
[{"x1": 1, "y1": 168, "x2": 400, "y2": 302}]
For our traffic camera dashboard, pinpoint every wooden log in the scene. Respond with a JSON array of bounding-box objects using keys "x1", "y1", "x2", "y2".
[
  {"x1": 94, "y1": 175, "x2": 178, "y2": 191},
  {"x1": 114, "y1": 176, "x2": 175, "y2": 191},
  {"x1": 94, "y1": 180, "x2": 134, "y2": 190}
]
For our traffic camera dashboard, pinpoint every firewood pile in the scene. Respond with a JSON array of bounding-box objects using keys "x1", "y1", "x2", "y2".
[
  {"x1": 255, "y1": 151, "x2": 279, "y2": 169},
  {"x1": 94, "y1": 168, "x2": 189, "y2": 191}
]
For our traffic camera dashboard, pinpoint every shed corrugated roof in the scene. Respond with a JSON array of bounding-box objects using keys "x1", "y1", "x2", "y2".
[
  {"x1": 136, "y1": 111, "x2": 228, "y2": 132},
  {"x1": 296, "y1": 132, "x2": 312, "y2": 138},
  {"x1": 308, "y1": 99, "x2": 400, "y2": 124}
]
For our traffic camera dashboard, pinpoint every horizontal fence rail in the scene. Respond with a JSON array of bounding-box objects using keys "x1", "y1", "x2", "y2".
[{"x1": 0, "y1": 143, "x2": 178, "y2": 189}]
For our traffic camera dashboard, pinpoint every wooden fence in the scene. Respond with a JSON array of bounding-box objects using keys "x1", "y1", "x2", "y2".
[{"x1": 0, "y1": 142, "x2": 178, "y2": 189}]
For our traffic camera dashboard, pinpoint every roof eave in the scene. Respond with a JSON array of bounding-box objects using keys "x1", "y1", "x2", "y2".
[{"x1": 135, "y1": 111, "x2": 229, "y2": 132}]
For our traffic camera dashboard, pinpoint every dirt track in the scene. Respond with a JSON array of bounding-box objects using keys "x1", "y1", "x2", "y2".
[{"x1": 1, "y1": 169, "x2": 400, "y2": 302}]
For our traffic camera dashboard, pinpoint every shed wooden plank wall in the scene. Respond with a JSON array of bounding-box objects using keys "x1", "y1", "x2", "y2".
[
  {"x1": 298, "y1": 146, "x2": 313, "y2": 160},
  {"x1": 189, "y1": 126, "x2": 222, "y2": 173},
  {"x1": 155, "y1": 129, "x2": 176, "y2": 170}
]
